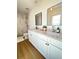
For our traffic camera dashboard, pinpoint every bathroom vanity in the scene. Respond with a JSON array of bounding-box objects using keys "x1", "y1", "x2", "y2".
[{"x1": 28, "y1": 29, "x2": 62, "y2": 59}]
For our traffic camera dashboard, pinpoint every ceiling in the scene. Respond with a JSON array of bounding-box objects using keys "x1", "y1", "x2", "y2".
[{"x1": 17, "y1": 0, "x2": 42, "y2": 14}]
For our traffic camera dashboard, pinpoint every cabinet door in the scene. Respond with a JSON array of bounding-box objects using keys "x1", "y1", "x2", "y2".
[
  {"x1": 28, "y1": 32, "x2": 37, "y2": 48},
  {"x1": 28, "y1": 32, "x2": 41, "y2": 51},
  {"x1": 28, "y1": 32, "x2": 35, "y2": 45},
  {"x1": 37, "y1": 39, "x2": 49, "y2": 59},
  {"x1": 31, "y1": 34, "x2": 39, "y2": 49},
  {"x1": 28, "y1": 32, "x2": 32, "y2": 42},
  {"x1": 48, "y1": 44, "x2": 62, "y2": 59}
]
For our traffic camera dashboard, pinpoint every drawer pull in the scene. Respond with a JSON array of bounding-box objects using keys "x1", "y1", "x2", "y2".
[{"x1": 45, "y1": 43, "x2": 49, "y2": 46}]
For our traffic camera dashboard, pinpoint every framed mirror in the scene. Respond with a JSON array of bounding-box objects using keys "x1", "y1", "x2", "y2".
[
  {"x1": 35, "y1": 12, "x2": 42, "y2": 26},
  {"x1": 52, "y1": 14, "x2": 61, "y2": 26},
  {"x1": 47, "y1": 2, "x2": 62, "y2": 26}
]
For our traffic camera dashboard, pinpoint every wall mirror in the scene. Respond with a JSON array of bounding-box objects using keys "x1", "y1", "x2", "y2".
[
  {"x1": 35, "y1": 12, "x2": 42, "y2": 26},
  {"x1": 47, "y1": 3, "x2": 62, "y2": 26},
  {"x1": 52, "y1": 14, "x2": 61, "y2": 26}
]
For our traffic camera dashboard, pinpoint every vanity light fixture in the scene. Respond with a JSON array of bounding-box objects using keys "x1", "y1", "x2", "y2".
[{"x1": 50, "y1": 8, "x2": 53, "y2": 11}]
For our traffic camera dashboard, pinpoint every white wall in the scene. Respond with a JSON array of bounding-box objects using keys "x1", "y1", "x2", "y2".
[
  {"x1": 17, "y1": 13, "x2": 28, "y2": 36},
  {"x1": 28, "y1": 0, "x2": 61, "y2": 29}
]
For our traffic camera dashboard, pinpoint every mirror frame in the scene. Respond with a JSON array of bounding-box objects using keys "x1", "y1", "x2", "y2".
[
  {"x1": 47, "y1": 2, "x2": 62, "y2": 26},
  {"x1": 35, "y1": 12, "x2": 42, "y2": 26}
]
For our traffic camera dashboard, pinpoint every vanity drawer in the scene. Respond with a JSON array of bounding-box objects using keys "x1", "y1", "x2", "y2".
[{"x1": 48, "y1": 37, "x2": 62, "y2": 50}]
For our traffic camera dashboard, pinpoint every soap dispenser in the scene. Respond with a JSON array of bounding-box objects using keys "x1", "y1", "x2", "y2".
[{"x1": 56, "y1": 27, "x2": 60, "y2": 33}]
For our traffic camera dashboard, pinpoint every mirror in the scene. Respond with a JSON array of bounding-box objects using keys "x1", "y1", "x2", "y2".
[
  {"x1": 35, "y1": 12, "x2": 42, "y2": 25},
  {"x1": 47, "y1": 3, "x2": 62, "y2": 26},
  {"x1": 52, "y1": 14, "x2": 61, "y2": 26}
]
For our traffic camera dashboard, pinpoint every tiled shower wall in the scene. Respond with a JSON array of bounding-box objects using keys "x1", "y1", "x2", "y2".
[{"x1": 17, "y1": 13, "x2": 28, "y2": 36}]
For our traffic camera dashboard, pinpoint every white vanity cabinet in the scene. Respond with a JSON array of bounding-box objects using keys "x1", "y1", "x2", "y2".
[
  {"x1": 28, "y1": 31, "x2": 39, "y2": 49},
  {"x1": 28, "y1": 32, "x2": 34, "y2": 45},
  {"x1": 36, "y1": 38, "x2": 49, "y2": 58},
  {"x1": 48, "y1": 43, "x2": 62, "y2": 59},
  {"x1": 47, "y1": 37, "x2": 62, "y2": 59},
  {"x1": 28, "y1": 30, "x2": 62, "y2": 59},
  {"x1": 28, "y1": 30, "x2": 48, "y2": 58}
]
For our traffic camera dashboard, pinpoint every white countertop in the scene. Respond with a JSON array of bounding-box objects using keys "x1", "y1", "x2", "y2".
[{"x1": 29, "y1": 29, "x2": 62, "y2": 42}]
